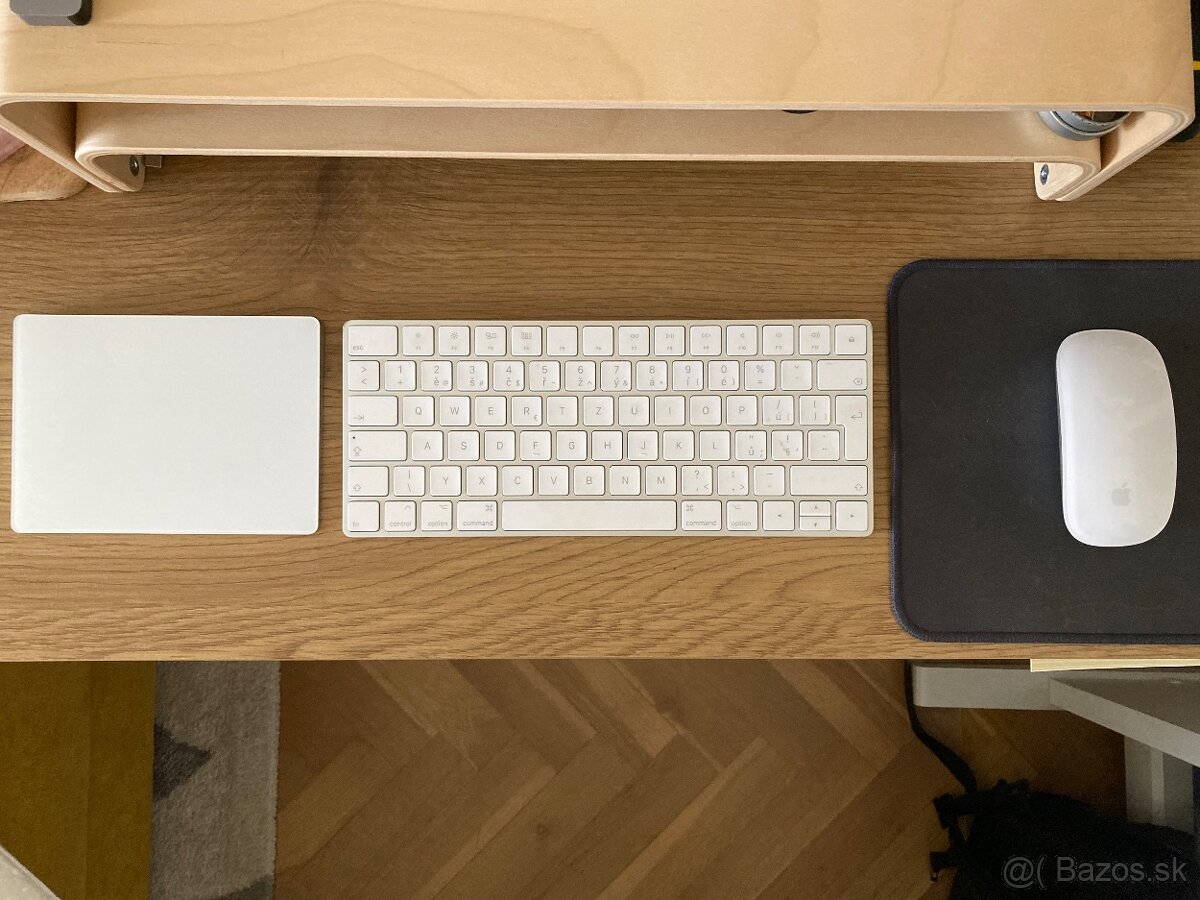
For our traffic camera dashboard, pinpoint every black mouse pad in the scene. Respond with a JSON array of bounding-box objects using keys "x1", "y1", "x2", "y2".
[{"x1": 890, "y1": 259, "x2": 1200, "y2": 644}]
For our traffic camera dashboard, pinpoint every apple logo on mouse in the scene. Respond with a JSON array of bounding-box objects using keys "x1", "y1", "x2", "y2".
[{"x1": 1110, "y1": 484, "x2": 1131, "y2": 507}]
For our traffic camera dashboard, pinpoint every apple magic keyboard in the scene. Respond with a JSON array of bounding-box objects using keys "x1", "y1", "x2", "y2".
[{"x1": 344, "y1": 320, "x2": 872, "y2": 536}]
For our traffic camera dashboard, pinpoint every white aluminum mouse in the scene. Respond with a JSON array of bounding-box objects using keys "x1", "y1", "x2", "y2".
[{"x1": 1056, "y1": 329, "x2": 1176, "y2": 547}]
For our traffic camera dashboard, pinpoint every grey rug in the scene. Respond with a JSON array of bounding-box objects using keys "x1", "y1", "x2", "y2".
[{"x1": 152, "y1": 663, "x2": 280, "y2": 900}]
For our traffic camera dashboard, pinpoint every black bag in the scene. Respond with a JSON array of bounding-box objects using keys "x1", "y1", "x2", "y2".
[{"x1": 905, "y1": 664, "x2": 1200, "y2": 899}]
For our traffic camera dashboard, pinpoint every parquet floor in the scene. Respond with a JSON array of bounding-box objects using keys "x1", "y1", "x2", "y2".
[{"x1": 275, "y1": 662, "x2": 1124, "y2": 899}]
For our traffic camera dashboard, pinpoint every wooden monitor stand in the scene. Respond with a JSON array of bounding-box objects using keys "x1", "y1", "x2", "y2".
[{"x1": 0, "y1": 1, "x2": 1195, "y2": 198}]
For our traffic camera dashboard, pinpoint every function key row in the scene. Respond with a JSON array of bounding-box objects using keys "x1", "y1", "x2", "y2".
[{"x1": 347, "y1": 323, "x2": 868, "y2": 359}]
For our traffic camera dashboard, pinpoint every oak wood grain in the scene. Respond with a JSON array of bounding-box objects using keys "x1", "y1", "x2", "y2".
[
  {"x1": 1, "y1": 148, "x2": 1198, "y2": 659},
  {"x1": 275, "y1": 661, "x2": 1125, "y2": 899}
]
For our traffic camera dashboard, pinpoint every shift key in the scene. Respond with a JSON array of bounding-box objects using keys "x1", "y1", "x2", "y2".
[{"x1": 790, "y1": 465, "x2": 868, "y2": 496}]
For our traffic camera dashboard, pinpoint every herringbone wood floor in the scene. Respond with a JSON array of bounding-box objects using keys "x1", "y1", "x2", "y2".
[{"x1": 276, "y1": 662, "x2": 1123, "y2": 899}]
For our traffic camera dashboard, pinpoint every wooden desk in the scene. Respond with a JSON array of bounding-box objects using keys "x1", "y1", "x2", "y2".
[{"x1": 1, "y1": 148, "x2": 1199, "y2": 660}]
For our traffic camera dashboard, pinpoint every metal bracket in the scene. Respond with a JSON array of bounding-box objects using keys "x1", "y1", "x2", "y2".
[{"x1": 10, "y1": 0, "x2": 91, "y2": 26}]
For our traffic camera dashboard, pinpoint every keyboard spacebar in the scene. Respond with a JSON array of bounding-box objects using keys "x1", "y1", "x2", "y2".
[{"x1": 502, "y1": 500, "x2": 677, "y2": 532}]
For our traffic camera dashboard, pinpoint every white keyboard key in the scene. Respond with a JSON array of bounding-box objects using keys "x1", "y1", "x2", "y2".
[
  {"x1": 762, "y1": 396, "x2": 795, "y2": 425},
  {"x1": 689, "y1": 395, "x2": 721, "y2": 425},
  {"x1": 574, "y1": 465, "x2": 605, "y2": 495},
  {"x1": 466, "y1": 465, "x2": 498, "y2": 496},
  {"x1": 565, "y1": 360, "x2": 597, "y2": 392},
  {"x1": 689, "y1": 325, "x2": 722, "y2": 356},
  {"x1": 654, "y1": 326, "x2": 685, "y2": 356},
  {"x1": 429, "y1": 466, "x2": 463, "y2": 496},
  {"x1": 447, "y1": 431, "x2": 480, "y2": 461},
  {"x1": 402, "y1": 325, "x2": 435, "y2": 356},
  {"x1": 799, "y1": 396, "x2": 831, "y2": 426},
  {"x1": 547, "y1": 326, "x2": 578, "y2": 356},
  {"x1": 636, "y1": 361, "x2": 667, "y2": 391},
  {"x1": 726, "y1": 325, "x2": 758, "y2": 356},
  {"x1": 556, "y1": 431, "x2": 587, "y2": 460},
  {"x1": 646, "y1": 465, "x2": 677, "y2": 495},
  {"x1": 475, "y1": 396, "x2": 507, "y2": 426},
  {"x1": 726, "y1": 500, "x2": 758, "y2": 530},
  {"x1": 348, "y1": 466, "x2": 389, "y2": 497},
  {"x1": 610, "y1": 466, "x2": 641, "y2": 495},
  {"x1": 528, "y1": 361, "x2": 561, "y2": 391},
  {"x1": 582, "y1": 326, "x2": 614, "y2": 356},
  {"x1": 420, "y1": 500, "x2": 453, "y2": 531},
  {"x1": 682, "y1": 500, "x2": 721, "y2": 531},
  {"x1": 735, "y1": 430, "x2": 767, "y2": 461},
  {"x1": 348, "y1": 325, "x2": 397, "y2": 357},
  {"x1": 790, "y1": 465, "x2": 868, "y2": 496},
  {"x1": 348, "y1": 431, "x2": 407, "y2": 461},
  {"x1": 743, "y1": 360, "x2": 776, "y2": 391},
  {"x1": 682, "y1": 465, "x2": 713, "y2": 496},
  {"x1": 601, "y1": 360, "x2": 632, "y2": 392},
  {"x1": 699, "y1": 431, "x2": 731, "y2": 461},
  {"x1": 383, "y1": 500, "x2": 417, "y2": 532},
  {"x1": 502, "y1": 500, "x2": 676, "y2": 531},
  {"x1": 836, "y1": 500, "x2": 869, "y2": 532},
  {"x1": 439, "y1": 396, "x2": 470, "y2": 426},
  {"x1": 538, "y1": 465, "x2": 569, "y2": 495},
  {"x1": 348, "y1": 396, "x2": 398, "y2": 427},
  {"x1": 493, "y1": 361, "x2": 525, "y2": 392},
  {"x1": 511, "y1": 396, "x2": 543, "y2": 426},
  {"x1": 618, "y1": 396, "x2": 650, "y2": 426},
  {"x1": 663, "y1": 431, "x2": 695, "y2": 461},
  {"x1": 520, "y1": 430, "x2": 552, "y2": 461},
  {"x1": 717, "y1": 465, "x2": 749, "y2": 496},
  {"x1": 799, "y1": 324, "x2": 831, "y2": 355},
  {"x1": 799, "y1": 501, "x2": 832, "y2": 516},
  {"x1": 771, "y1": 431, "x2": 804, "y2": 460},
  {"x1": 618, "y1": 326, "x2": 651, "y2": 356},
  {"x1": 753, "y1": 465, "x2": 785, "y2": 496},
  {"x1": 348, "y1": 361, "x2": 380, "y2": 392},
  {"x1": 511, "y1": 326, "x2": 542, "y2": 357},
  {"x1": 457, "y1": 360, "x2": 489, "y2": 392},
  {"x1": 474, "y1": 326, "x2": 506, "y2": 356},
  {"x1": 671, "y1": 360, "x2": 704, "y2": 392},
  {"x1": 402, "y1": 396, "x2": 435, "y2": 426},
  {"x1": 654, "y1": 396, "x2": 685, "y2": 426},
  {"x1": 411, "y1": 431, "x2": 444, "y2": 461},
  {"x1": 346, "y1": 501, "x2": 380, "y2": 532},
  {"x1": 547, "y1": 396, "x2": 578, "y2": 426},
  {"x1": 816, "y1": 359, "x2": 868, "y2": 391},
  {"x1": 457, "y1": 500, "x2": 498, "y2": 531},
  {"x1": 762, "y1": 325, "x2": 795, "y2": 356},
  {"x1": 708, "y1": 360, "x2": 739, "y2": 391},
  {"x1": 583, "y1": 396, "x2": 615, "y2": 426},
  {"x1": 383, "y1": 360, "x2": 416, "y2": 391},
  {"x1": 726, "y1": 396, "x2": 757, "y2": 426},
  {"x1": 780, "y1": 360, "x2": 812, "y2": 391},
  {"x1": 437, "y1": 325, "x2": 470, "y2": 356},
  {"x1": 393, "y1": 466, "x2": 426, "y2": 497},
  {"x1": 503, "y1": 465, "x2": 534, "y2": 496},
  {"x1": 807, "y1": 429, "x2": 841, "y2": 461},
  {"x1": 484, "y1": 430, "x2": 516, "y2": 461},
  {"x1": 763, "y1": 500, "x2": 796, "y2": 531},
  {"x1": 420, "y1": 360, "x2": 453, "y2": 392},
  {"x1": 592, "y1": 431, "x2": 623, "y2": 461},
  {"x1": 799, "y1": 516, "x2": 831, "y2": 532},
  {"x1": 835, "y1": 395, "x2": 870, "y2": 461},
  {"x1": 628, "y1": 431, "x2": 659, "y2": 461},
  {"x1": 835, "y1": 324, "x2": 868, "y2": 356}
]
